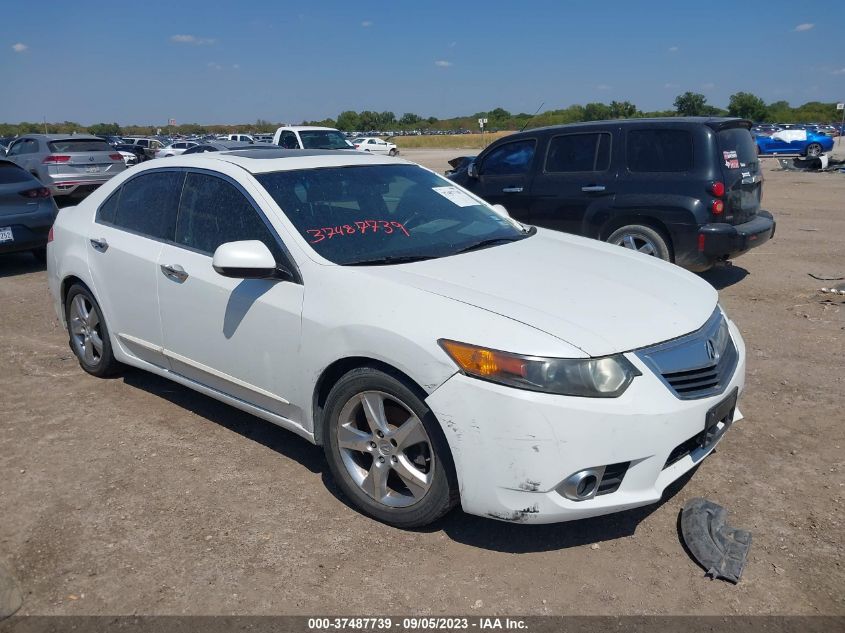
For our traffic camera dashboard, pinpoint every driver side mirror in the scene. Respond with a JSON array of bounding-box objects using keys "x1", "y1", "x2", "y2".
[
  {"x1": 467, "y1": 161, "x2": 478, "y2": 179},
  {"x1": 212, "y1": 240, "x2": 292, "y2": 280}
]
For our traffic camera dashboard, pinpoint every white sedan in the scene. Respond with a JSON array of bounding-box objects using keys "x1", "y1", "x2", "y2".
[
  {"x1": 352, "y1": 137, "x2": 398, "y2": 156},
  {"x1": 47, "y1": 150, "x2": 745, "y2": 527},
  {"x1": 155, "y1": 141, "x2": 199, "y2": 158}
]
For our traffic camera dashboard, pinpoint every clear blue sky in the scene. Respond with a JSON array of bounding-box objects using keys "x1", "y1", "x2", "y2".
[{"x1": 2, "y1": 0, "x2": 842, "y2": 125}]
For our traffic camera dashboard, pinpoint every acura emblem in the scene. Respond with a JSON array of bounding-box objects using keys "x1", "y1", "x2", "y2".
[{"x1": 705, "y1": 339, "x2": 719, "y2": 362}]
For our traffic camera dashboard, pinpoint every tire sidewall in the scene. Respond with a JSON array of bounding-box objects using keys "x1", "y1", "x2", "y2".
[{"x1": 321, "y1": 368, "x2": 456, "y2": 527}]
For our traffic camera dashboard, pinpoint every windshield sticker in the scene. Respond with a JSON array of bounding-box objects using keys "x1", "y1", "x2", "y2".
[
  {"x1": 306, "y1": 220, "x2": 410, "y2": 244},
  {"x1": 723, "y1": 150, "x2": 738, "y2": 160},
  {"x1": 432, "y1": 186, "x2": 479, "y2": 207}
]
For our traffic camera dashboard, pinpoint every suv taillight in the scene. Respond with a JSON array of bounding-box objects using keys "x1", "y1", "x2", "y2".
[
  {"x1": 709, "y1": 181, "x2": 725, "y2": 197},
  {"x1": 19, "y1": 187, "x2": 51, "y2": 198},
  {"x1": 47, "y1": 226, "x2": 54, "y2": 243},
  {"x1": 109, "y1": 153, "x2": 123, "y2": 161},
  {"x1": 43, "y1": 155, "x2": 71, "y2": 164},
  {"x1": 711, "y1": 199, "x2": 725, "y2": 215}
]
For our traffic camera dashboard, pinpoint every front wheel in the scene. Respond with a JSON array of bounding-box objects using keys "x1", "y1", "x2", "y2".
[
  {"x1": 322, "y1": 368, "x2": 457, "y2": 527},
  {"x1": 65, "y1": 284, "x2": 121, "y2": 377},
  {"x1": 606, "y1": 224, "x2": 672, "y2": 261},
  {"x1": 388, "y1": 148, "x2": 397, "y2": 156},
  {"x1": 805, "y1": 143, "x2": 823, "y2": 158}
]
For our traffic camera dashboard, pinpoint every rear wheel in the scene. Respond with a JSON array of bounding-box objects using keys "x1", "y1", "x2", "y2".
[
  {"x1": 322, "y1": 367, "x2": 457, "y2": 527},
  {"x1": 805, "y1": 143, "x2": 823, "y2": 158},
  {"x1": 65, "y1": 284, "x2": 121, "y2": 377},
  {"x1": 606, "y1": 224, "x2": 672, "y2": 261},
  {"x1": 388, "y1": 148, "x2": 397, "y2": 157}
]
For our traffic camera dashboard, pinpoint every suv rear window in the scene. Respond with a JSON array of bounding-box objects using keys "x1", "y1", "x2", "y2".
[
  {"x1": 717, "y1": 127, "x2": 758, "y2": 171},
  {"x1": 626, "y1": 129, "x2": 693, "y2": 172},
  {"x1": 0, "y1": 162, "x2": 32, "y2": 184},
  {"x1": 47, "y1": 139, "x2": 112, "y2": 153}
]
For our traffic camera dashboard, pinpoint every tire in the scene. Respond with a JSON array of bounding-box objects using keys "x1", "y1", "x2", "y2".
[
  {"x1": 606, "y1": 224, "x2": 672, "y2": 261},
  {"x1": 31, "y1": 247, "x2": 47, "y2": 263},
  {"x1": 388, "y1": 148, "x2": 397, "y2": 157},
  {"x1": 322, "y1": 367, "x2": 458, "y2": 527},
  {"x1": 805, "y1": 143, "x2": 823, "y2": 158},
  {"x1": 65, "y1": 284, "x2": 121, "y2": 377}
]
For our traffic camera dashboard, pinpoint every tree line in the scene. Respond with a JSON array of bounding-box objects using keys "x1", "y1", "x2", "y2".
[{"x1": 1, "y1": 93, "x2": 840, "y2": 137}]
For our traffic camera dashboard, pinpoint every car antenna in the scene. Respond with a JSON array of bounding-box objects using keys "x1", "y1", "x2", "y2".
[{"x1": 520, "y1": 102, "x2": 545, "y2": 132}]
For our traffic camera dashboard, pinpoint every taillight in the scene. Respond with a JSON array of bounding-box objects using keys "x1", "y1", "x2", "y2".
[
  {"x1": 47, "y1": 226, "x2": 54, "y2": 243},
  {"x1": 709, "y1": 181, "x2": 725, "y2": 197},
  {"x1": 109, "y1": 153, "x2": 123, "y2": 161},
  {"x1": 697, "y1": 234, "x2": 706, "y2": 252},
  {"x1": 711, "y1": 199, "x2": 725, "y2": 215},
  {"x1": 42, "y1": 155, "x2": 71, "y2": 164},
  {"x1": 19, "y1": 187, "x2": 51, "y2": 198}
]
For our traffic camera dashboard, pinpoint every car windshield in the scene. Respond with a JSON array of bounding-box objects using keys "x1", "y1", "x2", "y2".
[
  {"x1": 298, "y1": 130, "x2": 353, "y2": 150},
  {"x1": 256, "y1": 164, "x2": 530, "y2": 265}
]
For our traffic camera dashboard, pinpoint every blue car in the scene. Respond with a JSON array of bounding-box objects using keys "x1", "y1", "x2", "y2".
[{"x1": 754, "y1": 129, "x2": 834, "y2": 157}]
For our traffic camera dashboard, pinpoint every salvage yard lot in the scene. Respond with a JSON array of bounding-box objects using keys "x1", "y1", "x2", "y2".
[{"x1": 0, "y1": 151, "x2": 842, "y2": 615}]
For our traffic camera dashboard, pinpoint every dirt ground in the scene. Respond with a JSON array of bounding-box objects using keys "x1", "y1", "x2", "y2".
[{"x1": 0, "y1": 150, "x2": 842, "y2": 616}]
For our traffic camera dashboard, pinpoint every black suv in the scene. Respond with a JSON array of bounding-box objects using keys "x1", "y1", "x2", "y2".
[{"x1": 448, "y1": 117, "x2": 776, "y2": 271}]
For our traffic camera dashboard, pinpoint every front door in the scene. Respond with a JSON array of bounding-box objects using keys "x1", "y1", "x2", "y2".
[
  {"x1": 156, "y1": 171, "x2": 304, "y2": 419},
  {"x1": 528, "y1": 131, "x2": 615, "y2": 235},
  {"x1": 466, "y1": 138, "x2": 537, "y2": 221}
]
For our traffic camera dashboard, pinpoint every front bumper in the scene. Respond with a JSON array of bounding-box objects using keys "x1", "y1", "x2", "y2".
[
  {"x1": 425, "y1": 321, "x2": 746, "y2": 524},
  {"x1": 698, "y1": 210, "x2": 776, "y2": 261}
]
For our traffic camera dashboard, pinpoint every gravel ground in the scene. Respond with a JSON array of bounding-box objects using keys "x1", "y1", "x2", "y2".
[{"x1": 0, "y1": 150, "x2": 842, "y2": 616}]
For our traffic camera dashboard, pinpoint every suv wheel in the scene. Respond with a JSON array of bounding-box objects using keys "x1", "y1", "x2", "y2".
[
  {"x1": 388, "y1": 148, "x2": 397, "y2": 156},
  {"x1": 607, "y1": 224, "x2": 672, "y2": 261},
  {"x1": 65, "y1": 284, "x2": 121, "y2": 377},
  {"x1": 322, "y1": 367, "x2": 457, "y2": 527},
  {"x1": 805, "y1": 143, "x2": 823, "y2": 158}
]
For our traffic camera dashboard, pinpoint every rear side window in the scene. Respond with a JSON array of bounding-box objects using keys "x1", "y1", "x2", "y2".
[
  {"x1": 48, "y1": 139, "x2": 111, "y2": 153},
  {"x1": 175, "y1": 172, "x2": 283, "y2": 260},
  {"x1": 626, "y1": 129, "x2": 693, "y2": 172},
  {"x1": 545, "y1": 133, "x2": 611, "y2": 172},
  {"x1": 480, "y1": 139, "x2": 536, "y2": 176},
  {"x1": 113, "y1": 171, "x2": 184, "y2": 240},
  {"x1": 96, "y1": 190, "x2": 120, "y2": 224},
  {"x1": 0, "y1": 162, "x2": 33, "y2": 184}
]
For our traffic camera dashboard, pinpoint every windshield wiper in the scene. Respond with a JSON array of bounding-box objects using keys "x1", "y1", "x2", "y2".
[
  {"x1": 453, "y1": 234, "x2": 529, "y2": 255},
  {"x1": 345, "y1": 254, "x2": 439, "y2": 266}
]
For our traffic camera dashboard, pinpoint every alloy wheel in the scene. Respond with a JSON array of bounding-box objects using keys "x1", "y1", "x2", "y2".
[
  {"x1": 69, "y1": 294, "x2": 103, "y2": 367},
  {"x1": 336, "y1": 390, "x2": 434, "y2": 508},
  {"x1": 611, "y1": 233, "x2": 658, "y2": 256}
]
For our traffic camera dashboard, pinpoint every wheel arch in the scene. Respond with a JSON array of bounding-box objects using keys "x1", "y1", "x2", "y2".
[{"x1": 312, "y1": 356, "x2": 433, "y2": 446}]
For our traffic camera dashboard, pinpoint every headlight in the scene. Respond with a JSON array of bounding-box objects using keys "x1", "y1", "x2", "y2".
[{"x1": 438, "y1": 339, "x2": 640, "y2": 398}]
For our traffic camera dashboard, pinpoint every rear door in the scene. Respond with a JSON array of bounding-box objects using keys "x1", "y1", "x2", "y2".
[
  {"x1": 468, "y1": 137, "x2": 538, "y2": 221},
  {"x1": 527, "y1": 130, "x2": 615, "y2": 234},
  {"x1": 87, "y1": 170, "x2": 184, "y2": 368},
  {"x1": 715, "y1": 124, "x2": 761, "y2": 225}
]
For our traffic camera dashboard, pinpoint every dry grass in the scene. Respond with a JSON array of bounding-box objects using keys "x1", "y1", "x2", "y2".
[{"x1": 391, "y1": 130, "x2": 514, "y2": 149}]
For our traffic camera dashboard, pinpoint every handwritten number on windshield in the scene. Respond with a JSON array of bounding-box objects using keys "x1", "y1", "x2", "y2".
[{"x1": 306, "y1": 220, "x2": 410, "y2": 244}]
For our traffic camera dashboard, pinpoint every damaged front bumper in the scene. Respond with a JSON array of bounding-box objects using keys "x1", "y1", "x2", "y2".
[{"x1": 425, "y1": 322, "x2": 746, "y2": 524}]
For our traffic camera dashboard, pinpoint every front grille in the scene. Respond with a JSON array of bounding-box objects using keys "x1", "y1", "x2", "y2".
[
  {"x1": 596, "y1": 461, "x2": 629, "y2": 495},
  {"x1": 636, "y1": 308, "x2": 739, "y2": 400}
]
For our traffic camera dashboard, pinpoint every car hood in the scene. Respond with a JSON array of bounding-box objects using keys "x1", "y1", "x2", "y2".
[{"x1": 362, "y1": 229, "x2": 718, "y2": 357}]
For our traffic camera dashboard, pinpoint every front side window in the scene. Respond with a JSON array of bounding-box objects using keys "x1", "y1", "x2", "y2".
[
  {"x1": 545, "y1": 133, "x2": 611, "y2": 172},
  {"x1": 626, "y1": 129, "x2": 693, "y2": 172},
  {"x1": 113, "y1": 171, "x2": 184, "y2": 240},
  {"x1": 175, "y1": 172, "x2": 283, "y2": 260},
  {"x1": 256, "y1": 164, "x2": 529, "y2": 265},
  {"x1": 480, "y1": 139, "x2": 536, "y2": 176}
]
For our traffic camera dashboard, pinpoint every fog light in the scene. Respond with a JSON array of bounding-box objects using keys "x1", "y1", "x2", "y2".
[{"x1": 557, "y1": 467, "x2": 606, "y2": 501}]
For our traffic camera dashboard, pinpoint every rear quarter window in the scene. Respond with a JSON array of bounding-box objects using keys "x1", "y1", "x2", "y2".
[{"x1": 626, "y1": 129, "x2": 693, "y2": 172}]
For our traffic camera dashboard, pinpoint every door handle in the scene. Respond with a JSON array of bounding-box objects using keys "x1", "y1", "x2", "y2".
[
  {"x1": 160, "y1": 264, "x2": 189, "y2": 282},
  {"x1": 502, "y1": 187, "x2": 523, "y2": 193},
  {"x1": 89, "y1": 237, "x2": 108, "y2": 251},
  {"x1": 581, "y1": 185, "x2": 606, "y2": 193}
]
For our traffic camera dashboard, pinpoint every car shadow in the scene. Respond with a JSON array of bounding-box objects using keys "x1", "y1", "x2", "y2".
[
  {"x1": 121, "y1": 368, "x2": 699, "y2": 552},
  {"x1": 0, "y1": 252, "x2": 45, "y2": 278},
  {"x1": 121, "y1": 369, "x2": 325, "y2": 474},
  {"x1": 699, "y1": 264, "x2": 749, "y2": 290}
]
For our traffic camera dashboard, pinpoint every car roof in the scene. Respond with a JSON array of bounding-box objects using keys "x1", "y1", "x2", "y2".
[
  {"x1": 508, "y1": 117, "x2": 751, "y2": 137},
  {"x1": 168, "y1": 148, "x2": 409, "y2": 174},
  {"x1": 277, "y1": 126, "x2": 338, "y2": 132},
  {"x1": 20, "y1": 133, "x2": 105, "y2": 141}
]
